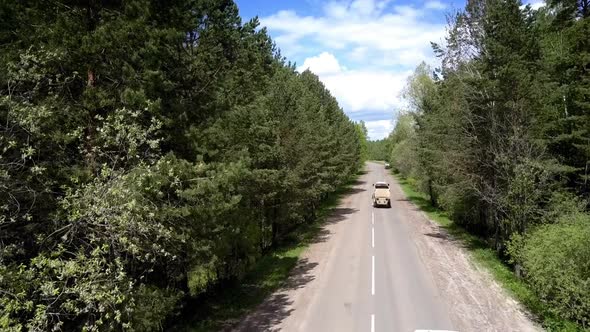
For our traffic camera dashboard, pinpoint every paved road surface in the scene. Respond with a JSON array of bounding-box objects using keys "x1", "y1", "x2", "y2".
[{"x1": 234, "y1": 162, "x2": 539, "y2": 332}]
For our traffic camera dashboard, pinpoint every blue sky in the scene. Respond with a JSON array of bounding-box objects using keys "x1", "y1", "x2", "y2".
[{"x1": 234, "y1": 0, "x2": 543, "y2": 139}]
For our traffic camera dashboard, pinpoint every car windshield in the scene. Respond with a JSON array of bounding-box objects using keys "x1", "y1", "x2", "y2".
[{"x1": 375, "y1": 183, "x2": 388, "y2": 188}]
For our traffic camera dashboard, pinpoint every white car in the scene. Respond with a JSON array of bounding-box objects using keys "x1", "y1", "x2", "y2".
[{"x1": 372, "y1": 182, "x2": 391, "y2": 208}]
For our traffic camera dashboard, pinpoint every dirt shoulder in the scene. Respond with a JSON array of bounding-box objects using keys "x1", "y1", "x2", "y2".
[{"x1": 388, "y1": 175, "x2": 541, "y2": 332}]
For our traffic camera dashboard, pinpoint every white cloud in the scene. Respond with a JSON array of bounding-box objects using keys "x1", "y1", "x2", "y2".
[
  {"x1": 324, "y1": 0, "x2": 394, "y2": 18},
  {"x1": 350, "y1": 0, "x2": 392, "y2": 16},
  {"x1": 521, "y1": 0, "x2": 545, "y2": 10},
  {"x1": 365, "y1": 120, "x2": 394, "y2": 140},
  {"x1": 299, "y1": 52, "x2": 409, "y2": 113},
  {"x1": 349, "y1": 47, "x2": 369, "y2": 61},
  {"x1": 529, "y1": 0, "x2": 545, "y2": 9},
  {"x1": 261, "y1": 3, "x2": 446, "y2": 59},
  {"x1": 298, "y1": 52, "x2": 343, "y2": 74},
  {"x1": 260, "y1": 0, "x2": 446, "y2": 139},
  {"x1": 298, "y1": 52, "x2": 409, "y2": 140},
  {"x1": 425, "y1": 0, "x2": 446, "y2": 10}
]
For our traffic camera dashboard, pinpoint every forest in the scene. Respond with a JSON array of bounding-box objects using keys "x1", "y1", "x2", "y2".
[
  {"x1": 383, "y1": 0, "x2": 590, "y2": 328},
  {"x1": 0, "y1": 1, "x2": 366, "y2": 330}
]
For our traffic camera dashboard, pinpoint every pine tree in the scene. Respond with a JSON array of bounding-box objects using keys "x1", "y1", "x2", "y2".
[{"x1": 538, "y1": 0, "x2": 590, "y2": 197}]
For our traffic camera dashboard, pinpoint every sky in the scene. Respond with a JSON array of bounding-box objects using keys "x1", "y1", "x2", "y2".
[{"x1": 234, "y1": 0, "x2": 544, "y2": 140}]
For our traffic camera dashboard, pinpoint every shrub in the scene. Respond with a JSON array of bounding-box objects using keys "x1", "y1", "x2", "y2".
[
  {"x1": 509, "y1": 213, "x2": 590, "y2": 326},
  {"x1": 390, "y1": 139, "x2": 418, "y2": 178}
]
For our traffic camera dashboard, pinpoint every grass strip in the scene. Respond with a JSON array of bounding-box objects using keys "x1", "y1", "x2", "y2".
[
  {"x1": 394, "y1": 174, "x2": 583, "y2": 332},
  {"x1": 175, "y1": 172, "x2": 363, "y2": 332}
]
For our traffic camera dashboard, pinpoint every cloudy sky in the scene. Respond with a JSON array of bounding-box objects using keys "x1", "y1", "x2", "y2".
[{"x1": 235, "y1": 0, "x2": 543, "y2": 140}]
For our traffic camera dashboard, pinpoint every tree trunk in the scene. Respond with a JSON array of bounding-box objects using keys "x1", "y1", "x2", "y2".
[{"x1": 428, "y1": 178, "x2": 436, "y2": 207}]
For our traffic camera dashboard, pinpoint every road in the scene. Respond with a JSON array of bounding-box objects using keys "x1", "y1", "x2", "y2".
[{"x1": 234, "y1": 162, "x2": 539, "y2": 332}]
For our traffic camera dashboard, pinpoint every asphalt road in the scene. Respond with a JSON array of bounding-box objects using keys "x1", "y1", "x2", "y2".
[
  {"x1": 297, "y1": 162, "x2": 454, "y2": 332},
  {"x1": 234, "y1": 162, "x2": 539, "y2": 332}
]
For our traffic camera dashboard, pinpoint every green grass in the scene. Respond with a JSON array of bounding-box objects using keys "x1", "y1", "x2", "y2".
[
  {"x1": 394, "y1": 173, "x2": 583, "y2": 332},
  {"x1": 174, "y1": 174, "x2": 362, "y2": 332}
]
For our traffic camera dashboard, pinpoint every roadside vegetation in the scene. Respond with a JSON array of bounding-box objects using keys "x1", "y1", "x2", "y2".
[
  {"x1": 367, "y1": 139, "x2": 389, "y2": 161},
  {"x1": 175, "y1": 174, "x2": 362, "y2": 331},
  {"x1": 383, "y1": 0, "x2": 590, "y2": 329},
  {"x1": 395, "y1": 175, "x2": 583, "y2": 331},
  {"x1": 0, "y1": 1, "x2": 367, "y2": 331}
]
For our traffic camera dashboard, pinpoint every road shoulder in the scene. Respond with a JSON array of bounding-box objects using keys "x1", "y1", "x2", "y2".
[
  {"x1": 388, "y1": 174, "x2": 541, "y2": 332},
  {"x1": 231, "y1": 176, "x2": 365, "y2": 331}
]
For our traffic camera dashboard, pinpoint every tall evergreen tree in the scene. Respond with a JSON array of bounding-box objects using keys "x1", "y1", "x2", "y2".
[{"x1": 0, "y1": 1, "x2": 364, "y2": 330}]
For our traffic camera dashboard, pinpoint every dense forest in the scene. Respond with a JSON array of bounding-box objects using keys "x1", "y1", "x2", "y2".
[
  {"x1": 0, "y1": 1, "x2": 366, "y2": 330},
  {"x1": 366, "y1": 138, "x2": 389, "y2": 162},
  {"x1": 386, "y1": 0, "x2": 590, "y2": 328}
]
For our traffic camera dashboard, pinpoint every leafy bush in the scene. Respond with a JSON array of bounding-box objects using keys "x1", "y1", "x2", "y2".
[
  {"x1": 542, "y1": 191, "x2": 588, "y2": 224},
  {"x1": 509, "y1": 213, "x2": 590, "y2": 326},
  {"x1": 390, "y1": 139, "x2": 418, "y2": 178}
]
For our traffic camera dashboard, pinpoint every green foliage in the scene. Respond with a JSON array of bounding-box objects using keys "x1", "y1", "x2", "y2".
[
  {"x1": 386, "y1": 0, "x2": 590, "y2": 328},
  {"x1": 537, "y1": 2, "x2": 590, "y2": 196},
  {"x1": 387, "y1": 114, "x2": 418, "y2": 178},
  {"x1": 398, "y1": 174, "x2": 584, "y2": 332},
  {"x1": 509, "y1": 214, "x2": 590, "y2": 326},
  {"x1": 366, "y1": 138, "x2": 388, "y2": 161},
  {"x1": 356, "y1": 121, "x2": 370, "y2": 162},
  {"x1": 390, "y1": 139, "x2": 418, "y2": 177},
  {"x1": 0, "y1": 0, "x2": 363, "y2": 330},
  {"x1": 178, "y1": 176, "x2": 359, "y2": 331}
]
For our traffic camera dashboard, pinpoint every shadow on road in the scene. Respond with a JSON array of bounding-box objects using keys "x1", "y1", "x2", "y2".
[
  {"x1": 310, "y1": 207, "x2": 358, "y2": 243},
  {"x1": 180, "y1": 255, "x2": 319, "y2": 332},
  {"x1": 346, "y1": 187, "x2": 366, "y2": 195},
  {"x1": 352, "y1": 178, "x2": 367, "y2": 186},
  {"x1": 329, "y1": 207, "x2": 358, "y2": 221},
  {"x1": 424, "y1": 232, "x2": 451, "y2": 241},
  {"x1": 231, "y1": 202, "x2": 359, "y2": 330},
  {"x1": 230, "y1": 258, "x2": 319, "y2": 332}
]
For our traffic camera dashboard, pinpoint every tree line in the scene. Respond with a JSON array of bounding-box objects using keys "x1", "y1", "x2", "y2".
[
  {"x1": 386, "y1": 0, "x2": 590, "y2": 328},
  {"x1": 366, "y1": 138, "x2": 389, "y2": 162},
  {"x1": 0, "y1": 1, "x2": 366, "y2": 330}
]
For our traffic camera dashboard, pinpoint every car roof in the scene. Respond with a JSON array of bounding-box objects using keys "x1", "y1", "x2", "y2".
[{"x1": 375, "y1": 181, "x2": 389, "y2": 186}]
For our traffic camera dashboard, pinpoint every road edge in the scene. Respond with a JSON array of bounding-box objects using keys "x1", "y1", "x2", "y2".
[{"x1": 391, "y1": 172, "x2": 584, "y2": 332}]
